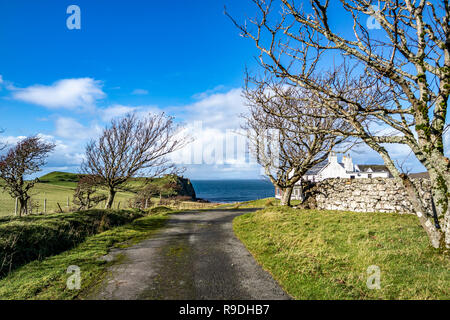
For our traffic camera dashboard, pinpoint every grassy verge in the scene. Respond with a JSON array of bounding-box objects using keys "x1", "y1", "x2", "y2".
[
  {"x1": 0, "y1": 209, "x2": 146, "y2": 275},
  {"x1": 0, "y1": 207, "x2": 174, "y2": 300},
  {"x1": 218, "y1": 197, "x2": 303, "y2": 209},
  {"x1": 233, "y1": 207, "x2": 449, "y2": 300}
]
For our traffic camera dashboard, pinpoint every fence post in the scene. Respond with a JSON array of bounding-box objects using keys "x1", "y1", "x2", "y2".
[
  {"x1": 44, "y1": 198, "x2": 47, "y2": 214},
  {"x1": 145, "y1": 199, "x2": 148, "y2": 209},
  {"x1": 67, "y1": 196, "x2": 70, "y2": 208},
  {"x1": 117, "y1": 201, "x2": 121, "y2": 209},
  {"x1": 15, "y1": 197, "x2": 18, "y2": 216}
]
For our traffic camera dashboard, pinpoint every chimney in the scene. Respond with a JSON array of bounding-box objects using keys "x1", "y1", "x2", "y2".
[
  {"x1": 343, "y1": 154, "x2": 353, "y2": 171},
  {"x1": 328, "y1": 151, "x2": 338, "y2": 164}
]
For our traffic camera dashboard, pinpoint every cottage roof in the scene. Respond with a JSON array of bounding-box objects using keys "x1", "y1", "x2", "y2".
[
  {"x1": 357, "y1": 164, "x2": 390, "y2": 173},
  {"x1": 305, "y1": 160, "x2": 328, "y2": 175}
]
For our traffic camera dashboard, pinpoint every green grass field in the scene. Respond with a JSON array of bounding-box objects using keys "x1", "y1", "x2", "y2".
[
  {"x1": 233, "y1": 206, "x2": 449, "y2": 300},
  {"x1": 0, "y1": 172, "x2": 152, "y2": 216},
  {"x1": 0, "y1": 171, "x2": 220, "y2": 216},
  {"x1": 0, "y1": 207, "x2": 174, "y2": 299},
  {"x1": 0, "y1": 182, "x2": 137, "y2": 216},
  {"x1": 0, "y1": 171, "x2": 200, "y2": 216}
]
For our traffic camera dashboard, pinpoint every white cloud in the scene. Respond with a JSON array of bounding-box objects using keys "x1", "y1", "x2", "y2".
[
  {"x1": 0, "y1": 135, "x2": 27, "y2": 147},
  {"x1": 0, "y1": 75, "x2": 13, "y2": 91},
  {"x1": 99, "y1": 104, "x2": 162, "y2": 122},
  {"x1": 168, "y1": 88, "x2": 252, "y2": 170},
  {"x1": 55, "y1": 117, "x2": 102, "y2": 141},
  {"x1": 100, "y1": 104, "x2": 139, "y2": 121},
  {"x1": 12, "y1": 78, "x2": 105, "y2": 111},
  {"x1": 131, "y1": 89, "x2": 149, "y2": 95},
  {"x1": 180, "y1": 88, "x2": 245, "y2": 130},
  {"x1": 2, "y1": 85, "x2": 253, "y2": 179},
  {"x1": 0, "y1": 134, "x2": 85, "y2": 178},
  {"x1": 191, "y1": 85, "x2": 226, "y2": 100}
]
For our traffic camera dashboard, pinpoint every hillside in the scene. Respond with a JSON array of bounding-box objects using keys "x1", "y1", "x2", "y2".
[
  {"x1": 38, "y1": 172, "x2": 81, "y2": 187},
  {"x1": 38, "y1": 172, "x2": 196, "y2": 199},
  {"x1": 0, "y1": 172, "x2": 197, "y2": 217}
]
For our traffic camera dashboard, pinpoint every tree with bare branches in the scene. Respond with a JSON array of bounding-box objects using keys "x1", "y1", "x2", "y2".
[
  {"x1": 0, "y1": 136, "x2": 55, "y2": 216},
  {"x1": 73, "y1": 175, "x2": 107, "y2": 211},
  {"x1": 228, "y1": 0, "x2": 450, "y2": 248},
  {"x1": 81, "y1": 113, "x2": 188, "y2": 209},
  {"x1": 243, "y1": 77, "x2": 350, "y2": 206},
  {"x1": 131, "y1": 176, "x2": 182, "y2": 209}
]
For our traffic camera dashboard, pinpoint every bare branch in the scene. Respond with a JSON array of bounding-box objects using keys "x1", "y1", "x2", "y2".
[{"x1": 81, "y1": 112, "x2": 190, "y2": 209}]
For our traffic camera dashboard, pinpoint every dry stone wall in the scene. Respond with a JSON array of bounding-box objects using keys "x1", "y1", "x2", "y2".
[{"x1": 310, "y1": 178, "x2": 432, "y2": 214}]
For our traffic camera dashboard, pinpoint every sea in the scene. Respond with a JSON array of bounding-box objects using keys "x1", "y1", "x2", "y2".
[{"x1": 191, "y1": 179, "x2": 275, "y2": 203}]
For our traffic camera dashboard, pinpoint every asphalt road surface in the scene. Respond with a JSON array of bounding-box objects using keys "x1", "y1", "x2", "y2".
[{"x1": 89, "y1": 209, "x2": 290, "y2": 300}]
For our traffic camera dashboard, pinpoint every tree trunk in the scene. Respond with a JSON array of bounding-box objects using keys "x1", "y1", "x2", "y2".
[
  {"x1": 443, "y1": 206, "x2": 450, "y2": 249},
  {"x1": 280, "y1": 187, "x2": 293, "y2": 206},
  {"x1": 105, "y1": 188, "x2": 116, "y2": 209},
  {"x1": 399, "y1": 175, "x2": 443, "y2": 248},
  {"x1": 18, "y1": 197, "x2": 27, "y2": 217},
  {"x1": 362, "y1": 138, "x2": 447, "y2": 249},
  {"x1": 427, "y1": 168, "x2": 450, "y2": 249}
]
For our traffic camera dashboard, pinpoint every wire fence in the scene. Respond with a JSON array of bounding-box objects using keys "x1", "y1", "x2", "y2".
[
  {"x1": 0, "y1": 196, "x2": 134, "y2": 217},
  {"x1": 0, "y1": 195, "x2": 218, "y2": 217}
]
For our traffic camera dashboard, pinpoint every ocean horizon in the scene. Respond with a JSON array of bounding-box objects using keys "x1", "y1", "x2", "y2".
[{"x1": 191, "y1": 179, "x2": 275, "y2": 203}]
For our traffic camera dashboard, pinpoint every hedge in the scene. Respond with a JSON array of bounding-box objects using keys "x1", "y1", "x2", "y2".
[{"x1": 0, "y1": 209, "x2": 145, "y2": 276}]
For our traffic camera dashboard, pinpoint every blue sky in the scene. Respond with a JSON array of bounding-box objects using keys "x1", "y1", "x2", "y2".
[{"x1": 0, "y1": 0, "x2": 439, "y2": 179}]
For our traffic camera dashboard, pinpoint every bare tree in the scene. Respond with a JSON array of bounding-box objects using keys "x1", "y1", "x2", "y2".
[
  {"x1": 243, "y1": 76, "x2": 350, "y2": 206},
  {"x1": 81, "y1": 112, "x2": 188, "y2": 209},
  {"x1": 227, "y1": 0, "x2": 450, "y2": 248},
  {"x1": 0, "y1": 136, "x2": 55, "y2": 216},
  {"x1": 131, "y1": 177, "x2": 182, "y2": 209},
  {"x1": 73, "y1": 175, "x2": 107, "y2": 211}
]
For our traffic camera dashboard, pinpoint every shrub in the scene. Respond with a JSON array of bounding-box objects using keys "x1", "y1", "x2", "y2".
[
  {"x1": 172, "y1": 195, "x2": 193, "y2": 202},
  {"x1": 0, "y1": 209, "x2": 144, "y2": 277},
  {"x1": 73, "y1": 175, "x2": 107, "y2": 210},
  {"x1": 147, "y1": 206, "x2": 173, "y2": 214},
  {"x1": 159, "y1": 198, "x2": 172, "y2": 206}
]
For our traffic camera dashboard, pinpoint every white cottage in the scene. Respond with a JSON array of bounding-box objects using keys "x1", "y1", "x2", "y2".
[
  {"x1": 304, "y1": 152, "x2": 392, "y2": 182},
  {"x1": 275, "y1": 153, "x2": 392, "y2": 200}
]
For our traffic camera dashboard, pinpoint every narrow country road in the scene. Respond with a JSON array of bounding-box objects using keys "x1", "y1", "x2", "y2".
[{"x1": 88, "y1": 209, "x2": 290, "y2": 300}]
